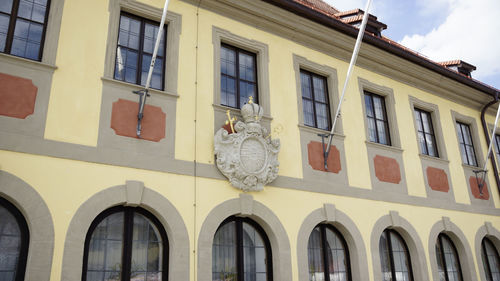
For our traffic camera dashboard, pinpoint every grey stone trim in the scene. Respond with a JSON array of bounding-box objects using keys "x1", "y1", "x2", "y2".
[
  {"x1": 2, "y1": 132, "x2": 500, "y2": 216},
  {"x1": 60, "y1": 183, "x2": 190, "y2": 281},
  {"x1": 428, "y1": 217, "x2": 477, "y2": 281},
  {"x1": 450, "y1": 111, "x2": 493, "y2": 206},
  {"x1": 292, "y1": 54, "x2": 343, "y2": 134},
  {"x1": 42, "y1": 0, "x2": 65, "y2": 65},
  {"x1": 365, "y1": 141, "x2": 408, "y2": 194},
  {"x1": 370, "y1": 212, "x2": 429, "y2": 281},
  {"x1": 0, "y1": 170, "x2": 54, "y2": 281},
  {"x1": 475, "y1": 222, "x2": 500, "y2": 281},
  {"x1": 197, "y1": 194, "x2": 292, "y2": 281},
  {"x1": 296, "y1": 204, "x2": 369, "y2": 281},
  {"x1": 104, "y1": 0, "x2": 182, "y2": 95},
  {"x1": 211, "y1": 26, "x2": 272, "y2": 132},
  {"x1": 419, "y1": 154, "x2": 456, "y2": 202}
]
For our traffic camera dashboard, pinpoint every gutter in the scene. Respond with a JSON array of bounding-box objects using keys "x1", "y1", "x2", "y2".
[
  {"x1": 480, "y1": 92, "x2": 500, "y2": 195},
  {"x1": 263, "y1": 0, "x2": 498, "y2": 97}
]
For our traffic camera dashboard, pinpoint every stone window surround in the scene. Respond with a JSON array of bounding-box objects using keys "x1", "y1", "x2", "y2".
[
  {"x1": 197, "y1": 194, "x2": 292, "y2": 281},
  {"x1": 358, "y1": 77, "x2": 401, "y2": 148},
  {"x1": 296, "y1": 204, "x2": 369, "y2": 281},
  {"x1": 60, "y1": 181, "x2": 190, "y2": 281},
  {"x1": 370, "y1": 211, "x2": 429, "y2": 281},
  {"x1": 474, "y1": 222, "x2": 500, "y2": 281},
  {"x1": 103, "y1": 0, "x2": 182, "y2": 96},
  {"x1": 450, "y1": 111, "x2": 492, "y2": 206},
  {"x1": 212, "y1": 26, "x2": 272, "y2": 133},
  {"x1": 0, "y1": 170, "x2": 54, "y2": 281},
  {"x1": 428, "y1": 217, "x2": 477, "y2": 281},
  {"x1": 293, "y1": 54, "x2": 343, "y2": 135}
]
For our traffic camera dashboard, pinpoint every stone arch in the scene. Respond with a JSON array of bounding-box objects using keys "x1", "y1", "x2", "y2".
[
  {"x1": 0, "y1": 170, "x2": 55, "y2": 281},
  {"x1": 474, "y1": 222, "x2": 500, "y2": 281},
  {"x1": 296, "y1": 204, "x2": 369, "y2": 281},
  {"x1": 428, "y1": 217, "x2": 476, "y2": 281},
  {"x1": 370, "y1": 211, "x2": 429, "y2": 281},
  {"x1": 197, "y1": 193, "x2": 292, "y2": 281},
  {"x1": 60, "y1": 181, "x2": 190, "y2": 281}
]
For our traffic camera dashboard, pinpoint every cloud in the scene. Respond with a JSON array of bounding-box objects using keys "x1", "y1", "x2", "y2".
[{"x1": 400, "y1": 0, "x2": 500, "y2": 81}]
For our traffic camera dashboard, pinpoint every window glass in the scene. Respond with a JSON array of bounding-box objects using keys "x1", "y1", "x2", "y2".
[
  {"x1": 414, "y1": 109, "x2": 439, "y2": 157},
  {"x1": 300, "y1": 70, "x2": 331, "y2": 131},
  {"x1": 0, "y1": 198, "x2": 29, "y2": 281},
  {"x1": 212, "y1": 217, "x2": 271, "y2": 281},
  {"x1": 481, "y1": 238, "x2": 500, "y2": 281},
  {"x1": 83, "y1": 207, "x2": 168, "y2": 281},
  {"x1": 456, "y1": 122, "x2": 477, "y2": 166},
  {"x1": 435, "y1": 234, "x2": 463, "y2": 281},
  {"x1": 307, "y1": 225, "x2": 350, "y2": 281},
  {"x1": 220, "y1": 44, "x2": 258, "y2": 109},
  {"x1": 364, "y1": 92, "x2": 391, "y2": 145},
  {"x1": 0, "y1": 0, "x2": 50, "y2": 61},
  {"x1": 378, "y1": 229, "x2": 413, "y2": 281},
  {"x1": 114, "y1": 13, "x2": 166, "y2": 91}
]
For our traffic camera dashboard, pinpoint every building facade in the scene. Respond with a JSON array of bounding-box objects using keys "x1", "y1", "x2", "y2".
[{"x1": 0, "y1": 0, "x2": 499, "y2": 281}]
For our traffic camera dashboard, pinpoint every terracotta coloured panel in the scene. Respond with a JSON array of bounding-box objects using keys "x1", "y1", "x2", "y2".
[
  {"x1": 0, "y1": 73, "x2": 37, "y2": 119},
  {"x1": 469, "y1": 176, "x2": 490, "y2": 200},
  {"x1": 307, "y1": 141, "x2": 341, "y2": 173},
  {"x1": 374, "y1": 155, "x2": 401, "y2": 184},
  {"x1": 111, "y1": 99, "x2": 166, "y2": 142},
  {"x1": 427, "y1": 167, "x2": 449, "y2": 192}
]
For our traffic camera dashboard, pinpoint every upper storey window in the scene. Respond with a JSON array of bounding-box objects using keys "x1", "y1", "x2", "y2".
[
  {"x1": 114, "y1": 13, "x2": 166, "y2": 90},
  {"x1": 456, "y1": 121, "x2": 477, "y2": 166},
  {"x1": 300, "y1": 70, "x2": 331, "y2": 131},
  {"x1": 364, "y1": 92, "x2": 391, "y2": 145},
  {"x1": 0, "y1": 0, "x2": 50, "y2": 61},
  {"x1": 220, "y1": 44, "x2": 258, "y2": 109},
  {"x1": 414, "y1": 108, "x2": 439, "y2": 157}
]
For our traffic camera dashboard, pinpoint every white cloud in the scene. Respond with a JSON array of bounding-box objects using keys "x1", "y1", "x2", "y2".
[{"x1": 400, "y1": 0, "x2": 500, "y2": 81}]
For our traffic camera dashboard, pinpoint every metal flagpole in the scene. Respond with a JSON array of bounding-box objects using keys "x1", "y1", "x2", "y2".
[
  {"x1": 134, "y1": 0, "x2": 170, "y2": 137},
  {"x1": 320, "y1": 0, "x2": 373, "y2": 170},
  {"x1": 474, "y1": 102, "x2": 500, "y2": 194}
]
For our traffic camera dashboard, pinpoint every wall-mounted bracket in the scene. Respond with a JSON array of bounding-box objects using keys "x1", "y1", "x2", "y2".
[
  {"x1": 318, "y1": 133, "x2": 333, "y2": 171},
  {"x1": 473, "y1": 169, "x2": 488, "y2": 195},
  {"x1": 133, "y1": 90, "x2": 150, "y2": 138}
]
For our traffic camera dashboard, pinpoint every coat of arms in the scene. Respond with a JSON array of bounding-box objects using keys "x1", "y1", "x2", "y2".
[{"x1": 214, "y1": 98, "x2": 280, "y2": 191}]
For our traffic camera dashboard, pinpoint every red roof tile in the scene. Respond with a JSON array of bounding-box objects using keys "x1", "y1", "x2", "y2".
[{"x1": 292, "y1": 0, "x2": 340, "y2": 17}]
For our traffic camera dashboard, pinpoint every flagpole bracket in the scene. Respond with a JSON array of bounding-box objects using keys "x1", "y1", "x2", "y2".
[
  {"x1": 318, "y1": 133, "x2": 333, "y2": 171},
  {"x1": 133, "y1": 89, "x2": 151, "y2": 138}
]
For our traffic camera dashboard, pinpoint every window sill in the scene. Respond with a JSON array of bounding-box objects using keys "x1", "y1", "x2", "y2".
[
  {"x1": 101, "y1": 77, "x2": 179, "y2": 99},
  {"x1": 462, "y1": 163, "x2": 482, "y2": 171},
  {"x1": 419, "y1": 154, "x2": 449, "y2": 164},
  {"x1": 297, "y1": 124, "x2": 345, "y2": 139},
  {"x1": 0, "y1": 52, "x2": 57, "y2": 71},
  {"x1": 365, "y1": 141, "x2": 403, "y2": 153},
  {"x1": 212, "y1": 104, "x2": 273, "y2": 122}
]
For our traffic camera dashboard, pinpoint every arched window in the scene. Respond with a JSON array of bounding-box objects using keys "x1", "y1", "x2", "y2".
[
  {"x1": 0, "y1": 197, "x2": 29, "y2": 281},
  {"x1": 82, "y1": 206, "x2": 168, "y2": 281},
  {"x1": 481, "y1": 237, "x2": 500, "y2": 281},
  {"x1": 212, "y1": 216, "x2": 272, "y2": 281},
  {"x1": 435, "y1": 233, "x2": 463, "y2": 281},
  {"x1": 307, "y1": 224, "x2": 350, "y2": 281},
  {"x1": 379, "y1": 229, "x2": 413, "y2": 281}
]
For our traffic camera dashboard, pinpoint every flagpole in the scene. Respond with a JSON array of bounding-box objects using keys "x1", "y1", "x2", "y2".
[
  {"x1": 483, "y1": 103, "x2": 500, "y2": 172},
  {"x1": 322, "y1": 0, "x2": 372, "y2": 169},
  {"x1": 136, "y1": 0, "x2": 170, "y2": 137}
]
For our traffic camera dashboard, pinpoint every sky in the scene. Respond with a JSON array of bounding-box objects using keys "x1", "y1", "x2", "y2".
[{"x1": 323, "y1": 0, "x2": 500, "y2": 90}]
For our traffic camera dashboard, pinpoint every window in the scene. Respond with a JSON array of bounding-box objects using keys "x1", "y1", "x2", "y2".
[
  {"x1": 82, "y1": 206, "x2": 168, "y2": 281},
  {"x1": 114, "y1": 13, "x2": 166, "y2": 90},
  {"x1": 0, "y1": 197, "x2": 29, "y2": 281},
  {"x1": 220, "y1": 44, "x2": 258, "y2": 109},
  {"x1": 0, "y1": 0, "x2": 50, "y2": 60},
  {"x1": 414, "y1": 108, "x2": 439, "y2": 157},
  {"x1": 435, "y1": 234, "x2": 463, "y2": 281},
  {"x1": 300, "y1": 70, "x2": 331, "y2": 131},
  {"x1": 364, "y1": 92, "x2": 391, "y2": 145},
  {"x1": 456, "y1": 122, "x2": 478, "y2": 166},
  {"x1": 307, "y1": 224, "x2": 350, "y2": 281},
  {"x1": 379, "y1": 229, "x2": 413, "y2": 281},
  {"x1": 481, "y1": 237, "x2": 500, "y2": 281},
  {"x1": 212, "y1": 216, "x2": 272, "y2": 281}
]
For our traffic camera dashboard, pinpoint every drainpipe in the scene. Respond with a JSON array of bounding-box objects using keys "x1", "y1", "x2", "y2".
[{"x1": 480, "y1": 91, "x2": 500, "y2": 195}]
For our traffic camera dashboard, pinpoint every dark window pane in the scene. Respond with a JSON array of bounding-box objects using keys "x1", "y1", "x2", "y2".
[
  {"x1": 301, "y1": 70, "x2": 330, "y2": 130},
  {"x1": 373, "y1": 95, "x2": 384, "y2": 119},
  {"x1": 0, "y1": 0, "x2": 13, "y2": 14},
  {"x1": 436, "y1": 235, "x2": 463, "y2": 281},
  {"x1": 221, "y1": 46, "x2": 236, "y2": 76},
  {"x1": 0, "y1": 14, "x2": 9, "y2": 52},
  {"x1": 367, "y1": 117, "x2": 377, "y2": 143},
  {"x1": 308, "y1": 227, "x2": 325, "y2": 281},
  {"x1": 380, "y1": 230, "x2": 413, "y2": 281},
  {"x1": 239, "y1": 81, "x2": 256, "y2": 109},
  {"x1": 212, "y1": 221, "x2": 238, "y2": 281},
  {"x1": 303, "y1": 99, "x2": 315, "y2": 127},
  {"x1": 364, "y1": 95, "x2": 374, "y2": 118},
  {"x1": 0, "y1": 204, "x2": 22, "y2": 281},
  {"x1": 239, "y1": 52, "x2": 255, "y2": 82},
  {"x1": 301, "y1": 72, "x2": 312, "y2": 99},
  {"x1": 315, "y1": 103, "x2": 329, "y2": 131},
  {"x1": 313, "y1": 76, "x2": 326, "y2": 102},
  {"x1": 365, "y1": 93, "x2": 390, "y2": 145}
]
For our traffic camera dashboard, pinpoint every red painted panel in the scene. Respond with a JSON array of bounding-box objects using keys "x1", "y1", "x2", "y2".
[
  {"x1": 469, "y1": 176, "x2": 490, "y2": 200},
  {"x1": 0, "y1": 73, "x2": 37, "y2": 119},
  {"x1": 307, "y1": 141, "x2": 341, "y2": 173},
  {"x1": 374, "y1": 155, "x2": 401, "y2": 184},
  {"x1": 426, "y1": 167, "x2": 449, "y2": 192},
  {"x1": 111, "y1": 99, "x2": 166, "y2": 142}
]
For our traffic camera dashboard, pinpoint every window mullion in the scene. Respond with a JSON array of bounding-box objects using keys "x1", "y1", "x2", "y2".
[
  {"x1": 439, "y1": 236, "x2": 450, "y2": 281},
  {"x1": 418, "y1": 111, "x2": 429, "y2": 155},
  {"x1": 459, "y1": 124, "x2": 470, "y2": 165},
  {"x1": 122, "y1": 209, "x2": 134, "y2": 281},
  {"x1": 4, "y1": 0, "x2": 20, "y2": 54},
  {"x1": 321, "y1": 226, "x2": 331, "y2": 281},
  {"x1": 236, "y1": 219, "x2": 244, "y2": 281},
  {"x1": 482, "y1": 240, "x2": 494, "y2": 281},
  {"x1": 236, "y1": 50, "x2": 241, "y2": 108},
  {"x1": 387, "y1": 231, "x2": 397, "y2": 281},
  {"x1": 370, "y1": 95, "x2": 380, "y2": 143},
  {"x1": 136, "y1": 20, "x2": 145, "y2": 86}
]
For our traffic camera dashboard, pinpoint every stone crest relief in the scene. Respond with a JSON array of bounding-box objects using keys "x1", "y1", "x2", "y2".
[{"x1": 214, "y1": 99, "x2": 280, "y2": 191}]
